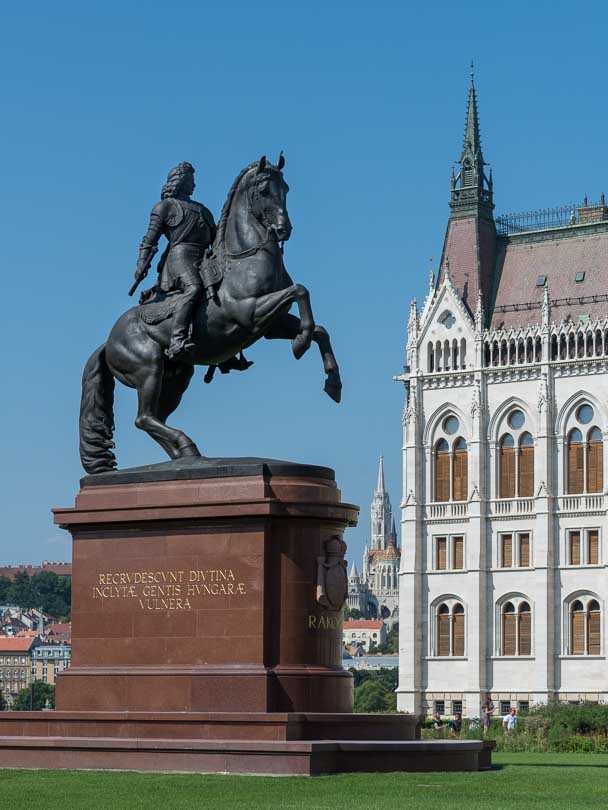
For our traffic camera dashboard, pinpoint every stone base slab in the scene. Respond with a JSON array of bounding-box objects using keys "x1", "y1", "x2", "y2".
[
  {"x1": 0, "y1": 711, "x2": 417, "y2": 743},
  {"x1": 0, "y1": 735, "x2": 495, "y2": 775},
  {"x1": 0, "y1": 711, "x2": 494, "y2": 774}
]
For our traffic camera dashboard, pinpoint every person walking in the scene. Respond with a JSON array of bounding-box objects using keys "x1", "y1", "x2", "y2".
[
  {"x1": 482, "y1": 701, "x2": 494, "y2": 736},
  {"x1": 502, "y1": 707, "x2": 517, "y2": 736}
]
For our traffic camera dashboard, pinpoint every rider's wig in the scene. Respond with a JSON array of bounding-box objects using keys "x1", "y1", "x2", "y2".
[{"x1": 161, "y1": 162, "x2": 195, "y2": 199}]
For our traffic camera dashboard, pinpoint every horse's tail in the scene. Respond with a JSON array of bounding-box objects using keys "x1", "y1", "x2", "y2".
[{"x1": 79, "y1": 343, "x2": 117, "y2": 474}]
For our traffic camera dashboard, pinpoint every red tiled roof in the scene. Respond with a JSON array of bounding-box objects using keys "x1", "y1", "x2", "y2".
[
  {"x1": 0, "y1": 637, "x2": 38, "y2": 651},
  {"x1": 491, "y1": 223, "x2": 608, "y2": 328},
  {"x1": 0, "y1": 562, "x2": 71, "y2": 580},
  {"x1": 343, "y1": 620, "x2": 384, "y2": 630},
  {"x1": 438, "y1": 216, "x2": 496, "y2": 315}
]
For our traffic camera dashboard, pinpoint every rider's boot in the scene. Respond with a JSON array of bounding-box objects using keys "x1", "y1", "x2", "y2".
[{"x1": 166, "y1": 284, "x2": 202, "y2": 362}]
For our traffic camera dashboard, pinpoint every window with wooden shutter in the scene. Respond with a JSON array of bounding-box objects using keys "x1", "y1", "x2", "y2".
[
  {"x1": 588, "y1": 530, "x2": 599, "y2": 565},
  {"x1": 588, "y1": 601, "x2": 601, "y2": 655},
  {"x1": 519, "y1": 533, "x2": 530, "y2": 567},
  {"x1": 569, "y1": 531, "x2": 581, "y2": 566},
  {"x1": 435, "y1": 440, "x2": 450, "y2": 502},
  {"x1": 452, "y1": 438, "x2": 468, "y2": 502},
  {"x1": 571, "y1": 602, "x2": 585, "y2": 655},
  {"x1": 436, "y1": 537, "x2": 447, "y2": 570},
  {"x1": 500, "y1": 435, "x2": 516, "y2": 498},
  {"x1": 587, "y1": 428, "x2": 603, "y2": 493},
  {"x1": 519, "y1": 603, "x2": 531, "y2": 655},
  {"x1": 453, "y1": 536, "x2": 464, "y2": 569},
  {"x1": 501, "y1": 534, "x2": 513, "y2": 568},
  {"x1": 503, "y1": 603, "x2": 516, "y2": 655},
  {"x1": 453, "y1": 605, "x2": 465, "y2": 656},
  {"x1": 437, "y1": 605, "x2": 450, "y2": 656},
  {"x1": 519, "y1": 434, "x2": 534, "y2": 497},
  {"x1": 568, "y1": 429, "x2": 584, "y2": 494}
]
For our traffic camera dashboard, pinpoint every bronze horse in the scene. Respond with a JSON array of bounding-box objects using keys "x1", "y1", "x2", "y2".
[{"x1": 79, "y1": 156, "x2": 342, "y2": 473}]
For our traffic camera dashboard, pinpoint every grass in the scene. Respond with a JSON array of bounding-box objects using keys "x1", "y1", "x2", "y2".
[{"x1": 1, "y1": 753, "x2": 608, "y2": 809}]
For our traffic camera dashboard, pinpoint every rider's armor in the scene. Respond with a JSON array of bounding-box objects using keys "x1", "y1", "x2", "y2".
[{"x1": 137, "y1": 196, "x2": 217, "y2": 360}]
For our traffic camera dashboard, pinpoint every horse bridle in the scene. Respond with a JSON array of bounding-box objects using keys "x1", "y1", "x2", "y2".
[{"x1": 224, "y1": 172, "x2": 285, "y2": 259}]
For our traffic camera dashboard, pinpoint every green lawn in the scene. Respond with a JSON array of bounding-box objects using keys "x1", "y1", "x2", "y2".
[{"x1": 1, "y1": 754, "x2": 608, "y2": 809}]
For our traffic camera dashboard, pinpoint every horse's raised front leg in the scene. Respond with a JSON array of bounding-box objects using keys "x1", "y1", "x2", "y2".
[
  {"x1": 264, "y1": 313, "x2": 342, "y2": 403},
  {"x1": 251, "y1": 284, "x2": 315, "y2": 359}
]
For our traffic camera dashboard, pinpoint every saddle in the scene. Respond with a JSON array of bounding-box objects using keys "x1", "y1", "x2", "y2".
[{"x1": 137, "y1": 251, "x2": 223, "y2": 325}]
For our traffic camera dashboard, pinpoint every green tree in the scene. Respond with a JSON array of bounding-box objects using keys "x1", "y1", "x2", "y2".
[
  {"x1": 8, "y1": 571, "x2": 35, "y2": 609},
  {"x1": 376, "y1": 622, "x2": 399, "y2": 654},
  {"x1": 353, "y1": 679, "x2": 397, "y2": 713},
  {"x1": 13, "y1": 681, "x2": 55, "y2": 711},
  {"x1": 343, "y1": 607, "x2": 362, "y2": 620},
  {"x1": 0, "y1": 576, "x2": 11, "y2": 604}
]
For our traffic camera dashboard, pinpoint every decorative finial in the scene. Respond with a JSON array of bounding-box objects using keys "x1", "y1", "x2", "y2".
[
  {"x1": 444, "y1": 255, "x2": 451, "y2": 280},
  {"x1": 429, "y1": 258, "x2": 435, "y2": 291},
  {"x1": 475, "y1": 288, "x2": 484, "y2": 332},
  {"x1": 470, "y1": 60, "x2": 475, "y2": 83}
]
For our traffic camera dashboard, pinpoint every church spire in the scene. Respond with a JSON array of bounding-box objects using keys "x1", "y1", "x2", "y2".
[
  {"x1": 450, "y1": 63, "x2": 494, "y2": 219},
  {"x1": 376, "y1": 455, "x2": 385, "y2": 493}
]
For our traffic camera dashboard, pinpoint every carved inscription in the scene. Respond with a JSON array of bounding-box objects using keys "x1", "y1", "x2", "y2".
[
  {"x1": 91, "y1": 569, "x2": 247, "y2": 610},
  {"x1": 308, "y1": 614, "x2": 341, "y2": 630}
]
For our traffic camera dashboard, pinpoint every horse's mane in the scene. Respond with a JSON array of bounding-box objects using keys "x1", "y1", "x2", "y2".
[{"x1": 215, "y1": 161, "x2": 258, "y2": 246}]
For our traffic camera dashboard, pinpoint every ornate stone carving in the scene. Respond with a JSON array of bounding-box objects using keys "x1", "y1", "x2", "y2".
[
  {"x1": 537, "y1": 372, "x2": 549, "y2": 413},
  {"x1": 471, "y1": 380, "x2": 481, "y2": 418},
  {"x1": 316, "y1": 536, "x2": 348, "y2": 611}
]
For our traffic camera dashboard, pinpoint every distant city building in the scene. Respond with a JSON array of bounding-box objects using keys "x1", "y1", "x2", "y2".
[
  {"x1": 343, "y1": 620, "x2": 387, "y2": 652},
  {"x1": 397, "y1": 71, "x2": 608, "y2": 718},
  {"x1": 31, "y1": 641, "x2": 71, "y2": 686},
  {"x1": 0, "y1": 562, "x2": 71, "y2": 580},
  {"x1": 0, "y1": 637, "x2": 40, "y2": 706},
  {"x1": 347, "y1": 458, "x2": 401, "y2": 625}
]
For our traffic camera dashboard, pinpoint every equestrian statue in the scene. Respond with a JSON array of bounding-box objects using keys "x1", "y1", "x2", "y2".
[{"x1": 79, "y1": 155, "x2": 342, "y2": 474}]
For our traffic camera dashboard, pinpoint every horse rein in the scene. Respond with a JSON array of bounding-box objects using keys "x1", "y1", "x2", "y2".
[{"x1": 223, "y1": 173, "x2": 285, "y2": 259}]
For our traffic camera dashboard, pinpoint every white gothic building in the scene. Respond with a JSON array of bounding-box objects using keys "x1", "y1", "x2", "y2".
[
  {"x1": 347, "y1": 458, "x2": 401, "y2": 625},
  {"x1": 397, "y1": 73, "x2": 608, "y2": 718}
]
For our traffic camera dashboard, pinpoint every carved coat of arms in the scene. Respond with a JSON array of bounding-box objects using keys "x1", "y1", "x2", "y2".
[{"x1": 316, "y1": 536, "x2": 348, "y2": 611}]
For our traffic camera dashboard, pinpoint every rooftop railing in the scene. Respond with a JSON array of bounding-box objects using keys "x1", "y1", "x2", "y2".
[{"x1": 495, "y1": 204, "x2": 577, "y2": 235}]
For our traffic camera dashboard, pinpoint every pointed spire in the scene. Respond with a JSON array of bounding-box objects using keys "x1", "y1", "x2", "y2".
[
  {"x1": 376, "y1": 455, "x2": 385, "y2": 493},
  {"x1": 449, "y1": 64, "x2": 494, "y2": 217},
  {"x1": 462, "y1": 64, "x2": 482, "y2": 166},
  {"x1": 390, "y1": 517, "x2": 397, "y2": 545},
  {"x1": 349, "y1": 561, "x2": 359, "y2": 579}
]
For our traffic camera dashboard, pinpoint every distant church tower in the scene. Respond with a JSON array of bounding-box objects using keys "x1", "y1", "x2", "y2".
[{"x1": 353, "y1": 456, "x2": 400, "y2": 625}]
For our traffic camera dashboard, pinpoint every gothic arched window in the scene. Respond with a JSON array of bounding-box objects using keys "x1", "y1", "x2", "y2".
[
  {"x1": 518, "y1": 432, "x2": 535, "y2": 497},
  {"x1": 567, "y1": 596, "x2": 601, "y2": 656},
  {"x1": 434, "y1": 439, "x2": 450, "y2": 502},
  {"x1": 499, "y1": 434, "x2": 516, "y2": 498},
  {"x1": 452, "y1": 437, "x2": 468, "y2": 502},
  {"x1": 567, "y1": 428, "x2": 584, "y2": 494},
  {"x1": 587, "y1": 426, "x2": 603, "y2": 493},
  {"x1": 435, "y1": 601, "x2": 465, "y2": 657},
  {"x1": 499, "y1": 598, "x2": 532, "y2": 656}
]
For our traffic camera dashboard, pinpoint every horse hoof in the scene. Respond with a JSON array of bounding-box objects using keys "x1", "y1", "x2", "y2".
[
  {"x1": 292, "y1": 333, "x2": 312, "y2": 360},
  {"x1": 324, "y1": 381, "x2": 342, "y2": 403},
  {"x1": 177, "y1": 442, "x2": 202, "y2": 459}
]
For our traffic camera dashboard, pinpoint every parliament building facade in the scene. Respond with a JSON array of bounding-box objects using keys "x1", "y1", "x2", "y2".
[{"x1": 397, "y1": 74, "x2": 608, "y2": 717}]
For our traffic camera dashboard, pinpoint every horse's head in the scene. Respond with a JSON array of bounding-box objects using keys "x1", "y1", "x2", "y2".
[{"x1": 249, "y1": 153, "x2": 292, "y2": 242}]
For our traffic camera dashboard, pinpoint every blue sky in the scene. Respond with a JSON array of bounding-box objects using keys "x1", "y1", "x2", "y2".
[{"x1": 1, "y1": 0, "x2": 607, "y2": 566}]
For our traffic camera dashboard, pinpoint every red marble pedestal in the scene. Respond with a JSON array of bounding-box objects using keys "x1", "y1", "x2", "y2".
[
  {"x1": 53, "y1": 457, "x2": 357, "y2": 714},
  {"x1": 0, "y1": 458, "x2": 494, "y2": 774}
]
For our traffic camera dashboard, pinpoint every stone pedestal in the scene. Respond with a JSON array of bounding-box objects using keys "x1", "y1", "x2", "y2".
[
  {"x1": 0, "y1": 457, "x2": 494, "y2": 774},
  {"x1": 53, "y1": 457, "x2": 356, "y2": 715}
]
